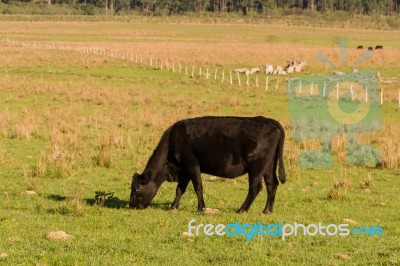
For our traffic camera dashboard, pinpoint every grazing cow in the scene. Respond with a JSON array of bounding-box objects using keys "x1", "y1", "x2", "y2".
[
  {"x1": 286, "y1": 65, "x2": 294, "y2": 74},
  {"x1": 356, "y1": 45, "x2": 363, "y2": 49},
  {"x1": 249, "y1": 67, "x2": 260, "y2": 74},
  {"x1": 375, "y1": 45, "x2": 383, "y2": 50},
  {"x1": 130, "y1": 116, "x2": 286, "y2": 214},
  {"x1": 234, "y1": 68, "x2": 250, "y2": 74},
  {"x1": 265, "y1": 64, "x2": 274, "y2": 74},
  {"x1": 368, "y1": 47, "x2": 374, "y2": 51}
]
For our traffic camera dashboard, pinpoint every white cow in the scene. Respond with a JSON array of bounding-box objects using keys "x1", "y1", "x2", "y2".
[{"x1": 265, "y1": 64, "x2": 274, "y2": 74}]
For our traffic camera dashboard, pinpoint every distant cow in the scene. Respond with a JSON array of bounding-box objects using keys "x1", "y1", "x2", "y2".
[
  {"x1": 368, "y1": 47, "x2": 374, "y2": 51},
  {"x1": 249, "y1": 67, "x2": 260, "y2": 74},
  {"x1": 130, "y1": 116, "x2": 286, "y2": 214},
  {"x1": 375, "y1": 45, "x2": 383, "y2": 50},
  {"x1": 356, "y1": 45, "x2": 363, "y2": 49},
  {"x1": 265, "y1": 64, "x2": 274, "y2": 74},
  {"x1": 234, "y1": 68, "x2": 250, "y2": 74}
]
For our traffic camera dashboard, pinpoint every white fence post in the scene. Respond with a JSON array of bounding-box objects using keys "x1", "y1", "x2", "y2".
[
  {"x1": 350, "y1": 84, "x2": 354, "y2": 101},
  {"x1": 336, "y1": 82, "x2": 339, "y2": 99},
  {"x1": 398, "y1": 89, "x2": 400, "y2": 108}
]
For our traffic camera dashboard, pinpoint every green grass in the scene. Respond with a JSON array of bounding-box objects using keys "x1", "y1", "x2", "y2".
[{"x1": 0, "y1": 19, "x2": 399, "y2": 265}]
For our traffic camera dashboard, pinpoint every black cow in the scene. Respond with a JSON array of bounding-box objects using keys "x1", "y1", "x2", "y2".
[
  {"x1": 356, "y1": 45, "x2": 363, "y2": 49},
  {"x1": 130, "y1": 116, "x2": 286, "y2": 214},
  {"x1": 368, "y1": 46, "x2": 374, "y2": 51},
  {"x1": 375, "y1": 45, "x2": 383, "y2": 50}
]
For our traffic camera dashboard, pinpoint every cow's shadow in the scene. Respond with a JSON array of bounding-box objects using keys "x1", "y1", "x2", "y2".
[
  {"x1": 149, "y1": 202, "x2": 171, "y2": 210},
  {"x1": 47, "y1": 194, "x2": 129, "y2": 209}
]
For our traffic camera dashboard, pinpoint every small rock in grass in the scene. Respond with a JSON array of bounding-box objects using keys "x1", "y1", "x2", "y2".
[
  {"x1": 21, "y1": 190, "x2": 37, "y2": 196},
  {"x1": 182, "y1": 231, "x2": 194, "y2": 237},
  {"x1": 203, "y1": 208, "x2": 220, "y2": 214},
  {"x1": 46, "y1": 231, "x2": 71, "y2": 240},
  {"x1": 79, "y1": 180, "x2": 89, "y2": 185},
  {"x1": 336, "y1": 253, "x2": 351, "y2": 260},
  {"x1": 342, "y1": 219, "x2": 357, "y2": 225}
]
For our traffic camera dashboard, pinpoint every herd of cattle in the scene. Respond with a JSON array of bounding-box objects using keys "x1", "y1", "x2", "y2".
[
  {"x1": 234, "y1": 60, "x2": 305, "y2": 76},
  {"x1": 357, "y1": 45, "x2": 383, "y2": 50}
]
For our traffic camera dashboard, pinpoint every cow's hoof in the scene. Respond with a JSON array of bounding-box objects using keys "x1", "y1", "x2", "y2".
[
  {"x1": 236, "y1": 209, "x2": 248, "y2": 214},
  {"x1": 170, "y1": 207, "x2": 178, "y2": 212}
]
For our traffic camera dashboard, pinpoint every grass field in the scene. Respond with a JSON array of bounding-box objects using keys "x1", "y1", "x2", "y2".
[{"x1": 0, "y1": 17, "x2": 399, "y2": 265}]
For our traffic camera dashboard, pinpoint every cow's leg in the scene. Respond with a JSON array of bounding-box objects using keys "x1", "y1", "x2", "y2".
[
  {"x1": 262, "y1": 163, "x2": 279, "y2": 214},
  {"x1": 185, "y1": 166, "x2": 205, "y2": 211},
  {"x1": 237, "y1": 174, "x2": 263, "y2": 213},
  {"x1": 170, "y1": 178, "x2": 190, "y2": 210}
]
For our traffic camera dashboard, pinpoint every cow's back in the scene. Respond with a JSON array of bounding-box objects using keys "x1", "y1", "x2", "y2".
[{"x1": 167, "y1": 116, "x2": 282, "y2": 178}]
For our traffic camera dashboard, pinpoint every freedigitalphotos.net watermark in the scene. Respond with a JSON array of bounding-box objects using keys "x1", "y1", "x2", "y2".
[
  {"x1": 187, "y1": 219, "x2": 383, "y2": 241},
  {"x1": 286, "y1": 39, "x2": 381, "y2": 168}
]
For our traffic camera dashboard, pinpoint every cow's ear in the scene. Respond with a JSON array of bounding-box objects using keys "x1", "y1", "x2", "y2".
[{"x1": 133, "y1": 172, "x2": 140, "y2": 181}]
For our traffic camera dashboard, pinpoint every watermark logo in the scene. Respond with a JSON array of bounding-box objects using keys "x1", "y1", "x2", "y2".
[
  {"x1": 187, "y1": 219, "x2": 383, "y2": 241},
  {"x1": 286, "y1": 40, "x2": 381, "y2": 168}
]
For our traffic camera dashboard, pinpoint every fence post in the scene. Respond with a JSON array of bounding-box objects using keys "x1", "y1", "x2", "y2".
[
  {"x1": 265, "y1": 76, "x2": 269, "y2": 91},
  {"x1": 336, "y1": 82, "x2": 339, "y2": 99},
  {"x1": 311, "y1": 82, "x2": 313, "y2": 95},
  {"x1": 350, "y1": 84, "x2": 354, "y2": 101}
]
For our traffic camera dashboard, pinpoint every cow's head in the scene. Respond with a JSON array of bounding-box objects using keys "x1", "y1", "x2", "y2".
[{"x1": 129, "y1": 171, "x2": 158, "y2": 209}]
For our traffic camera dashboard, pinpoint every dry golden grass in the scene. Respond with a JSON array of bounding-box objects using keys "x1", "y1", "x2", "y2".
[
  {"x1": 328, "y1": 176, "x2": 352, "y2": 199},
  {"x1": 95, "y1": 134, "x2": 114, "y2": 168},
  {"x1": 378, "y1": 124, "x2": 400, "y2": 168}
]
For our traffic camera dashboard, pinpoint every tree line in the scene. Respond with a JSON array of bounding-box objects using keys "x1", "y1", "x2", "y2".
[{"x1": 1, "y1": 0, "x2": 399, "y2": 16}]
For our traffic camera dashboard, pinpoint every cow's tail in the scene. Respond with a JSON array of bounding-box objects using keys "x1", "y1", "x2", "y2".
[{"x1": 272, "y1": 119, "x2": 286, "y2": 184}]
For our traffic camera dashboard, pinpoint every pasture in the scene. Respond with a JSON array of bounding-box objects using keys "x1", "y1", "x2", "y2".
[{"x1": 0, "y1": 17, "x2": 399, "y2": 265}]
